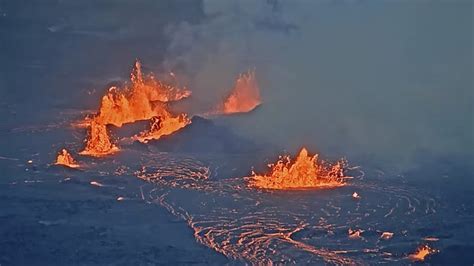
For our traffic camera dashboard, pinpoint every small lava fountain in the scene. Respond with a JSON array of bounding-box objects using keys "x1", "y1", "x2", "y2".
[
  {"x1": 408, "y1": 244, "x2": 438, "y2": 262},
  {"x1": 54, "y1": 149, "x2": 80, "y2": 168},
  {"x1": 217, "y1": 70, "x2": 261, "y2": 114},
  {"x1": 249, "y1": 148, "x2": 347, "y2": 190},
  {"x1": 79, "y1": 120, "x2": 119, "y2": 157}
]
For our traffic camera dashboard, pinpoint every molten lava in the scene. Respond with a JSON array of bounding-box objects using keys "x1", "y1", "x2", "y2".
[
  {"x1": 249, "y1": 148, "x2": 347, "y2": 190},
  {"x1": 54, "y1": 149, "x2": 79, "y2": 168},
  {"x1": 133, "y1": 113, "x2": 191, "y2": 143},
  {"x1": 408, "y1": 244, "x2": 438, "y2": 261},
  {"x1": 218, "y1": 70, "x2": 261, "y2": 114},
  {"x1": 78, "y1": 60, "x2": 193, "y2": 155},
  {"x1": 79, "y1": 120, "x2": 118, "y2": 157},
  {"x1": 95, "y1": 60, "x2": 191, "y2": 127}
]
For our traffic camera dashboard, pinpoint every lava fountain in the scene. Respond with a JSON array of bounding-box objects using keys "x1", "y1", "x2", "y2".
[
  {"x1": 78, "y1": 60, "x2": 193, "y2": 152},
  {"x1": 249, "y1": 148, "x2": 347, "y2": 190},
  {"x1": 79, "y1": 120, "x2": 119, "y2": 157},
  {"x1": 216, "y1": 70, "x2": 261, "y2": 114},
  {"x1": 54, "y1": 149, "x2": 80, "y2": 168},
  {"x1": 408, "y1": 244, "x2": 438, "y2": 262},
  {"x1": 94, "y1": 60, "x2": 191, "y2": 127}
]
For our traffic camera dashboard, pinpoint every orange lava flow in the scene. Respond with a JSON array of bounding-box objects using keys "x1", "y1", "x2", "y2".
[
  {"x1": 408, "y1": 244, "x2": 438, "y2": 261},
  {"x1": 248, "y1": 148, "x2": 347, "y2": 190},
  {"x1": 218, "y1": 70, "x2": 261, "y2": 114},
  {"x1": 95, "y1": 60, "x2": 191, "y2": 127},
  {"x1": 54, "y1": 149, "x2": 80, "y2": 168},
  {"x1": 79, "y1": 120, "x2": 119, "y2": 157},
  {"x1": 133, "y1": 113, "x2": 191, "y2": 143}
]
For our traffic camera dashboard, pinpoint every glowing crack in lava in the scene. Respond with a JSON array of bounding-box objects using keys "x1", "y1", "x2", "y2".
[
  {"x1": 137, "y1": 154, "x2": 356, "y2": 265},
  {"x1": 131, "y1": 152, "x2": 452, "y2": 264},
  {"x1": 54, "y1": 149, "x2": 80, "y2": 168},
  {"x1": 94, "y1": 60, "x2": 191, "y2": 127},
  {"x1": 217, "y1": 70, "x2": 261, "y2": 114},
  {"x1": 133, "y1": 113, "x2": 191, "y2": 143},
  {"x1": 79, "y1": 120, "x2": 119, "y2": 157},
  {"x1": 249, "y1": 148, "x2": 347, "y2": 190},
  {"x1": 408, "y1": 244, "x2": 438, "y2": 261}
]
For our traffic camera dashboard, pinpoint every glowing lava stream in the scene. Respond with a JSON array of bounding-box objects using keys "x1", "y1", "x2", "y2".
[
  {"x1": 249, "y1": 148, "x2": 348, "y2": 190},
  {"x1": 215, "y1": 70, "x2": 261, "y2": 115},
  {"x1": 132, "y1": 113, "x2": 191, "y2": 143}
]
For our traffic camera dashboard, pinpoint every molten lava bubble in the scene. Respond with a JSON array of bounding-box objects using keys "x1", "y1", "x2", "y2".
[
  {"x1": 54, "y1": 149, "x2": 80, "y2": 168},
  {"x1": 218, "y1": 70, "x2": 261, "y2": 114},
  {"x1": 408, "y1": 244, "x2": 438, "y2": 261},
  {"x1": 133, "y1": 113, "x2": 191, "y2": 143},
  {"x1": 248, "y1": 148, "x2": 347, "y2": 190},
  {"x1": 79, "y1": 120, "x2": 119, "y2": 157},
  {"x1": 94, "y1": 60, "x2": 191, "y2": 127}
]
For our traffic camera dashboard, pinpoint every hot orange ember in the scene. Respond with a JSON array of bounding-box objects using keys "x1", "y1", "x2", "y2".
[
  {"x1": 54, "y1": 149, "x2": 80, "y2": 168},
  {"x1": 79, "y1": 120, "x2": 118, "y2": 157},
  {"x1": 408, "y1": 244, "x2": 438, "y2": 261},
  {"x1": 218, "y1": 70, "x2": 261, "y2": 114},
  {"x1": 133, "y1": 113, "x2": 191, "y2": 143},
  {"x1": 95, "y1": 60, "x2": 191, "y2": 127},
  {"x1": 248, "y1": 148, "x2": 347, "y2": 190}
]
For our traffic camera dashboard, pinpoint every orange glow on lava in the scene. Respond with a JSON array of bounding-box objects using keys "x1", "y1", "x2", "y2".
[
  {"x1": 54, "y1": 149, "x2": 80, "y2": 168},
  {"x1": 79, "y1": 120, "x2": 119, "y2": 157},
  {"x1": 77, "y1": 60, "x2": 192, "y2": 155},
  {"x1": 218, "y1": 70, "x2": 261, "y2": 114},
  {"x1": 94, "y1": 60, "x2": 191, "y2": 127},
  {"x1": 133, "y1": 113, "x2": 191, "y2": 143},
  {"x1": 248, "y1": 148, "x2": 347, "y2": 190},
  {"x1": 408, "y1": 244, "x2": 438, "y2": 261}
]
